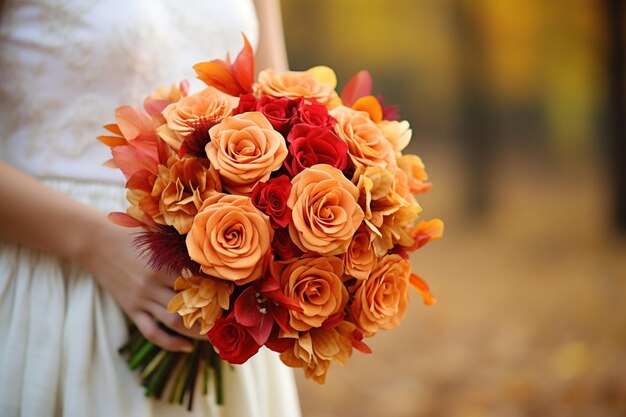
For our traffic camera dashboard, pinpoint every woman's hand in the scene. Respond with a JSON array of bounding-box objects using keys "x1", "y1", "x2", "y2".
[
  {"x1": 77, "y1": 220, "x2": 207, "y2": 352},
  {"x1": 0, "y1": 162, "x2": 204, "y2": 352}
]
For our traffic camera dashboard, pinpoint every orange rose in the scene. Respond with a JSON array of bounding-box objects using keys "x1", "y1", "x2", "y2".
[
  {"x1": 206, "y1": 112, "x2": 288, "y2": 195},
  {"x1": 343, "y1": 225, "x2": 377, "y2": 280},
  {"x1": 279, "y1": 256, "x2": 348, "y2": 331},
  {"x1": 186, "y1": 193, "x2": 273, "y2": 285},
  {"x1": 167, "y1": 275, "x2": 233, "y2": 334},
  {"x1": 158, "y1": 86, "x2": 238, "y2": 150},
  {"x1": 146, "y1": 156, "x2": 221, "y2": 234},
  {"x1": 349, "y1": 254, "x2": 411, "y2": 335},
  {"x1": 330, "y1": 106, "x2": 396, "y2": 170},
  {"x1": 257, "y1": 67, "x2": 338, "y2": 106},
  {"x1": 280, "y1": 321, "x2": 357, "y2": 384},
  {"x1": 288, "y1": 164, "x2": 364, "y2": 255}
]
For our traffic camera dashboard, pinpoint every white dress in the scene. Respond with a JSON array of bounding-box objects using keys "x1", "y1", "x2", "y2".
[{"x1": 0, "y1": 1, "x2": 301, "y2": 416}]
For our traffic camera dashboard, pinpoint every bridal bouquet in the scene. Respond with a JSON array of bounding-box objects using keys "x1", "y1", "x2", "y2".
[{"x1": 99, "y1": 34, "x2": 443, "y2": 408}]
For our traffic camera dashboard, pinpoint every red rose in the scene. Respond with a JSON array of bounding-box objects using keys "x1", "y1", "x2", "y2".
[
  {"x1": 293, "y1": 98, "x2": 336, "y2": 128},
  {"x1": 233, "y1": 93, "x2": 258, "y2": 114},
  {"x1": 207, "y1": 314, "x2": 261, "y2": 364},
  {"x1": 251, "y1": 175, "x2": 292, "y2": 228},
  {"x1": 272, "y1": 227, "x2": 303, "y2": 260},
  {"x1": 256, "y1": 96, "x2": 299, "y2": 135},
  {"x1": 285, "y1": 124, "x2": 349, "y2": 177}
]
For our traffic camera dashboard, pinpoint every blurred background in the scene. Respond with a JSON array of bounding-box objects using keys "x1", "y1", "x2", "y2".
[{"x1": 280, "y1": 1, "x2": 626, "y2": 416}]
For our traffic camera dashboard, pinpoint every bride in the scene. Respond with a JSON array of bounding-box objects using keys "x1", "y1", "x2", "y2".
[{"x1": 0, "y1": 0, "x2": 301, "y2": 416}]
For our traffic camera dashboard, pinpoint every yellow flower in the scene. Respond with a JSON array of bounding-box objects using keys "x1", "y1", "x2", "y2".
[
  {"x1": 149, "y1": 156, "x2": 222, "y2": 234},
  {"x1": 378, "y1": 120, "x2": 412, "y2": 156},
  {"x1": 280, "y1": 321, "x2": 357, "y2": 384},
  {"x1": 167, "y1": 275, "x2": 233, "y2": 334}
]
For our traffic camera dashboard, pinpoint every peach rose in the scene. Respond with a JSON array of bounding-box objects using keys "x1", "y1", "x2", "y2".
[
  {"x1": 288, "y1": 164, "x2": 364, "y2": 255},
  {"x1": 279, "y1": 256, "x2": 348, "y2": 331},
  {"x1": 280, "y1": 321, "x2": 357, "y2": 384},
  {"x1": 186, "y1": 193, "x2": 273, "y2": 285},
  {"x1": 349, "y1": 254, "x2": 411, "y2": 335},
  {"x1": 158, "y1": 86, "x2": 239, "y2": 150},
  {"x1": 167, "y1": 274, "x2": 233, "y2": 334},
  {"x1": 330, "y1": 106, "x2": 396, "y2": 170},
  {"x1": 206, "y1": 112, "x2": 288, "y2": 195},
  {"x1": 343, "y1": 225, "x2": 377, "y2": 280},
  {"x1": 257, "y1": 67, "x2": 338, "y2": 106},
  {"x1": 145, "y1": 156, "x2": 221, "y2": 234}
]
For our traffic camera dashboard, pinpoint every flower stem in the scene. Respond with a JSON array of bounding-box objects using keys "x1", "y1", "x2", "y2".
[
  {"x1": 120, "y1": 325, "x2": 224, "y2": 410},
  {"x1": 210, "y1": 347, "x2": 224, "y2": 405},
  {"x1": 129, "y1": 341, "x2": 158, "y2": 370}
]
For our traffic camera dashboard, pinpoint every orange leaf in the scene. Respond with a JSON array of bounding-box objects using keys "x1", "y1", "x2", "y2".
[
  {"x1": 103, "y1": 123, "x2": 123, "y2": 136},
  {"x1": 97, "y1": 135, "x2": 127, "y2": 147},
  {"x1": 410, "y1": 273, "x2": 436, "y2": 306},
  {"x1": 193, "y1": 61, "x2": 240, "y2": 94},
  {"x1": 352, "y1": 96, "x2": 383, "y2": 123},
  {"x1": 193, "y1": 33, "x2": 255, "y2": 96}
]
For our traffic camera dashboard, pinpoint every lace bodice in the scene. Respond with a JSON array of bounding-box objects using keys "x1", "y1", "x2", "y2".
[{"x1": 0, "y1": 0, "x2": 258, "y2": 183}]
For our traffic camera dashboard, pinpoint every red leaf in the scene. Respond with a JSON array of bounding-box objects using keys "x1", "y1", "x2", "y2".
[
  {"x1": 321, "y1": 312, "x2": 345, "y2": 329},
  {"x1": 270, "y1": 306, "x2": 292, "y2": 334},
  {"x1": 234, "y1": 287, "x2": 260, "y2": 327},
  {"x1": 261, "y1": 279, "x2": 302, "y2": 312},
  {"x1": 340, "y1": 71, "x2": 372, "y2": 107},
  {"x1": 232, "y1": 33, "x2": 255, "y2": 94},
  {"x1": 265, "y1": 336, "x2": 295, "y2": 353},
  {"x1": 352, "y1": 331, "x2": 372, "y2": 354},
  {"x1": 126, "y1": 170, "x2": 154, "y2": 191},
  {"x1": 244, "y1": 312, "x2": 274, "y2": 346}
]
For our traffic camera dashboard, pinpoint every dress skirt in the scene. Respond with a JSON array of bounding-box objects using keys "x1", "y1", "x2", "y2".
[{"x1": 0, "y1": 178, "x2": 301, "y2": 417}]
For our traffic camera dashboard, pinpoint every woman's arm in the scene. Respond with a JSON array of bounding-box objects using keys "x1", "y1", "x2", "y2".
[
  {"x1": 0, "y1": 161, "x2": 198, "y2": 351},
  {"x1": 253, "y1": 0, "x2": 289, "y2": 71}
]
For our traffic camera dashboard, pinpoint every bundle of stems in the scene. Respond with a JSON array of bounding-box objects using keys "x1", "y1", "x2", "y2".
[{"x1": 118, "y1": 325, "x2": 223, "y2": 411}]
